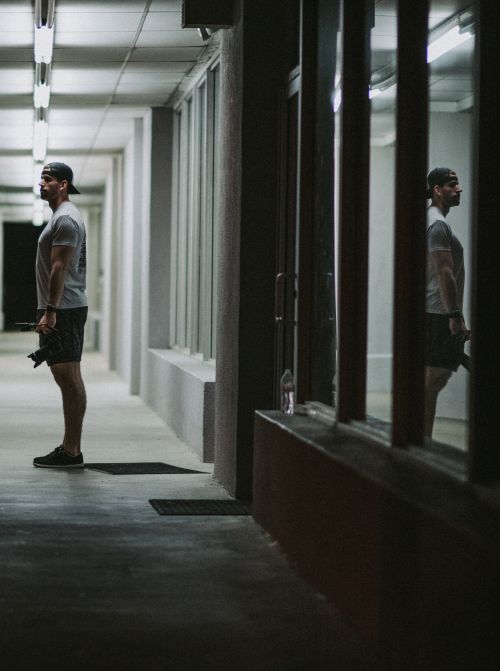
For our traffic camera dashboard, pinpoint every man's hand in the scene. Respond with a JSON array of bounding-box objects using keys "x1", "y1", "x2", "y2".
[
  {"x1": 448, "y1": 315, "x2": 467, "y2": 337},
  {"x1": 36, "y1": 312, "x2": 57, "y2": 335}
]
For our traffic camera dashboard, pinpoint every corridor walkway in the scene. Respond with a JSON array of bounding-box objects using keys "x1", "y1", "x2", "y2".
[{"x1": 0, "y1": 333, "x2": 378, "y2": 671}]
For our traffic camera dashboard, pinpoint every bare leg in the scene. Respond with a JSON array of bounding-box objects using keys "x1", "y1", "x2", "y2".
[
  {"x1": 424, "y1": 366, "x2": 452, "y2": 438},
  {"x1": 51, "y1": 362, "x2": 87, "y2": 455}
]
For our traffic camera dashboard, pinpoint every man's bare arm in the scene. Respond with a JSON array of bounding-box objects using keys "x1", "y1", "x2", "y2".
[
  {"x1": 47, "y1": 245, "x2": 75, "y2": 306},
  {"x1": 430, "y1": 249, "x2": 467, "y2": 336},
  {"x1": 36, "y1": 245, "x2": 75, "y2": 335}
]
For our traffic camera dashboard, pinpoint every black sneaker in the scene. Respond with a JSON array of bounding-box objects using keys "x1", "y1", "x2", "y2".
[{"x1": 33, "y1": 445, "x2": 84, "y2": 469}]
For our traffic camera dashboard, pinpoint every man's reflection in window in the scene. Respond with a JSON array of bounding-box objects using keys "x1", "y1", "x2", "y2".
[{"x1": 424, "y1": 167, "x2": 470, "y2": 439}]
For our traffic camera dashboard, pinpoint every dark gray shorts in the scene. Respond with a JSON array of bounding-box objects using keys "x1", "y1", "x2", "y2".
[
  {"x1": 425, "y1": 313, "x2": 463, "y2": 371},
  {"x1": 37, "y1": 306, "x2": 88, "y2": 366}
]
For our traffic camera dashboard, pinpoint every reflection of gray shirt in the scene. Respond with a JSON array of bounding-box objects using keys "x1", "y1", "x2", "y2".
[
  {"x1": 36, "y1": 201, "x2": 87, "y2": 309},
  {"x1": 426, "y1": 206, "x2": 464, "y2": 314}
]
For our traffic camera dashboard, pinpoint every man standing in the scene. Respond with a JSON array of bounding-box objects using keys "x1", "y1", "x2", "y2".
[
  {"x1": 33, "y1": 162, "x2": 87, "y2": 468},
  {"x1": 424, "y1": 167, "x2": 469, "y2": 439}
]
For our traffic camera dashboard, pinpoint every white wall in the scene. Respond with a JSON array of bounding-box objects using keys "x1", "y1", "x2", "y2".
[{"x1": 367, "y1": 143, "x2": 395, "y2": 399}]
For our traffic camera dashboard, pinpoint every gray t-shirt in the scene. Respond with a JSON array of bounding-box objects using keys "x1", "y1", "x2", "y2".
[
  {"x1": 426, "y1": 206, "x2": 464, "y2": 314},
  {"x1": 36, "y1": 200, "x2": 87, "y2": 309}
]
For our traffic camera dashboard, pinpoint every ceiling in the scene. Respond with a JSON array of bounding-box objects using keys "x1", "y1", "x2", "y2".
[
  {"x1": 0, "y1": 0, "x2": 214, "y2": 213},
  {"x1": 0, "y1": 1, "x2": 476, "y2": 211},
  {"x1": 368, "y1": 0, "x2": 475, "y2": 144}
]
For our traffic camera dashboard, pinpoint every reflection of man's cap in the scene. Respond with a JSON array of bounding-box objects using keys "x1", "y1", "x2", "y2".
[
  {"x1": 428, "y1": 167, "x2": 457, "y2": 189},
  {"x1": 426, "y1": 167, "x2": 457, "y2": 199},
  {"x1": 42, "y1": 162, "x2": 80, "y2": 194}
]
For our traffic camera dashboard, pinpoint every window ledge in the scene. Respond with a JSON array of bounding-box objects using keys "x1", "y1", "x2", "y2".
[{"x1": 255, "y1": 410, "x2": 500, "y2": 548}]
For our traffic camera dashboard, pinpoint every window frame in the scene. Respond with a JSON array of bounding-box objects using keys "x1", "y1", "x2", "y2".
[
  {"x1": 169, "y1": 54, "x2": 221, "y2": 363},
  {"x1": 299, "y1": 0, "x2": 500, "y2": 487}
]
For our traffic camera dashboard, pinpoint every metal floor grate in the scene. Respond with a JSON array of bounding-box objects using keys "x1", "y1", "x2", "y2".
[
  {"x1": 85, "y1": 462, "x2": 205, "y2": 475},
  {"x1": 149, "y1": 499, "x2": 252, "y2": 516}
]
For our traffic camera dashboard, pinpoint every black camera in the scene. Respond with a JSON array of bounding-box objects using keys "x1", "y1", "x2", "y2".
[{"x1": 15, "y1": 322, "x2": 63, "y2": 368}]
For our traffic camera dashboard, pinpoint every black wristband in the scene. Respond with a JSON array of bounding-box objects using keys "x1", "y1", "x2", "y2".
[
  {"x1": 46, "y1": 304, "x2": 58, "y2": 313},
  {"x1": 448, "y1": 310, "x2": 463, "y2": 320}
]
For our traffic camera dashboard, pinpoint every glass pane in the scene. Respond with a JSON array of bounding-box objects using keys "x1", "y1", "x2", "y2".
[
  {"x1": 169, "y1": 112, "x2": 181, "y2": 347},
  {"x1": 365, "y1": 3, "x2": 397, "y2": 427},
  {"x1": 424, "y1": 2, "x2": 474, "y2": 451},
  {"x1": 211, "y1": 64, "x2": 221, "y2": 360},
  {"x1": 332, "y1": 4, "x2": 343, "y2": 410},
  {"x1": 175, "y1": 99, "x2": 191, "y2": 349}
]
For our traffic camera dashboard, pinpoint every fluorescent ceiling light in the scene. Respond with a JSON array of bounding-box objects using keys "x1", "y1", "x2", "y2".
[
  {"x1": 427, "y1": 25, "x2": 473, "y2": 63},
  {"x1": 33, "y1": 209, "x2": 44, "y2": 227},
  {"x1": 35, "y1": 0, "x2": 55, "y2": 29},
  {"x1": 333, "y1": 83, "x2": 396, "y2": 111},
  {"x1": 34, "y1": 25, "x2": 54, "y2": 64},
  {"x1": 34, "y1": 62, "x2": 51, "y2": 108},
  {"x1": 34, "y1": 83, "x2": 50, "y2": 108},
  {"x1": 370, "y1": 83, "x2": 396, "y2": 99},
  {"x1": 32, "y1": 198, "x2": 46, "y2": 226},
  {"x1": 33, "y1": 110, "x2": 48, "y2": 162},
  {"x1": 33, "y1": 162, "x2": 44, "y2": 195}
]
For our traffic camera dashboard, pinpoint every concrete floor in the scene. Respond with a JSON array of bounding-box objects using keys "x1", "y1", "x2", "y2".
[{"x1": 0, "y1": 333, "x2": 379, "y2": 671}]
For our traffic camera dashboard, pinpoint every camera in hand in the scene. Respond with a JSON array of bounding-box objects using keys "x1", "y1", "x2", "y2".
[{"x1": 15, "y1": 322, "x2": 63, "y2": 368}]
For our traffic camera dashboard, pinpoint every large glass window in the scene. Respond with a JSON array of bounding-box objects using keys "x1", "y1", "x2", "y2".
[
  {"x1": 424, "y1": 3, "x2": 475, "y2": 452},
  {"x1": 170, "y1": 62, "x2": 221, "y2": 361},
  {"x1": 366, "y1": 4, "x2": 397, "y2": 429},
  {"x1": 304, "y1": 1, "x2": 499, "y2": 483}
]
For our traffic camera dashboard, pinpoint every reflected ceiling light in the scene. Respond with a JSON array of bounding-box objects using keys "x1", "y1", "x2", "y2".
[
  {"x1": 33, "y1": 108, "x2": 48, "y2": 162},
  {"x1": 333, "y1": 88, "x2": 342, "y2": 113},
  {"x1": 369, "y1": 83, "x2": 396, "y2": 99},
  {"x1": 427, "y1": 24, "x2": 473, "y2": 63}
]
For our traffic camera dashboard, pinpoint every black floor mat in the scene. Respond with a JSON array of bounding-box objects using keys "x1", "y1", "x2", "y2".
[
  {"x1": 85, "y1": 462, "x2": 205, "y2": 475},
  {"x1": 149, "y1": 499, "x2": 252, "y2": 515}
]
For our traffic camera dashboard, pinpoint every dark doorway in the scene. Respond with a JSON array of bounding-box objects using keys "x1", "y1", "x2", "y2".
[{"x1": 2, "y1": 222, "x2": 44, "y2": 330}]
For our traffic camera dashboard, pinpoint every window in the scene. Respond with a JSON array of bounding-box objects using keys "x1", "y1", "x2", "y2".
[
  {"x1": 306, "y1": 0, "x2": 500, "y2": 484},
  {"x1": 425, "y1": 2, "x2": 475, "y2": 452},
  {"x1": 170, "y1": 62, "x2": 221, "y2": 361}
]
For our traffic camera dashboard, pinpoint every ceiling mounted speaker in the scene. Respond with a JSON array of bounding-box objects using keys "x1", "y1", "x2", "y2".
[{"x1": 182, "y1": 0, "x2": 234, "y2": 29}]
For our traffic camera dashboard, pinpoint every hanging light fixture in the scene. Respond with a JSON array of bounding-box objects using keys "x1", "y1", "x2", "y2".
[
  {"x1": 33, "y1": 108, "x2": 49, "y2": 162},
  {"x1": 34, "y1": 0, "x2": 55, "y2": 64},
  {"x1": 34, "y1": 62, "x2": 51, "y2": 108}
]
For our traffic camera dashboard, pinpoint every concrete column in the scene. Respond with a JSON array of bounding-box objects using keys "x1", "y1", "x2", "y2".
[{"x1": 213, "y1": 0, "x2": 288, "y2": 498}]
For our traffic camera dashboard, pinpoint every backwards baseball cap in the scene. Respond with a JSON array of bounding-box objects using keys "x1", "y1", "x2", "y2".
[
  {"x1": 426, "y1": 167, "x2": 457, "y2": 198},
  {"x1": 42, "y1": 162, "x2": 80, "y2": 194}
]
